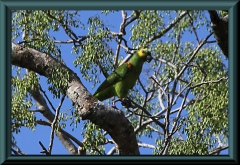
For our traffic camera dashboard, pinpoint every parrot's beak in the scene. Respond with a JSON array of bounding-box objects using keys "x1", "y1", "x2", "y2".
[{"x1": 146, "y1": 53, "x2": 153, "y2": 63}]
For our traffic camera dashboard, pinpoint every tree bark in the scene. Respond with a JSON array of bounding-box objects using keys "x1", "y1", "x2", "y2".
[
  {"x1": 11, "y1": 42, "x2": 140, "y2": 155},
  {"x1": 208, "y1": 10, "x2": 228, "y2": 58}
]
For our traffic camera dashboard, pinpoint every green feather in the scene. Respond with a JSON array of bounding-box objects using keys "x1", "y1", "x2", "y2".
[{"x1": 93, "y1": 48, "x2": 152, "y2": 101}]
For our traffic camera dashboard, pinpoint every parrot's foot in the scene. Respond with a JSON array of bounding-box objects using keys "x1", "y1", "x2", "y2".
[
  {"x1": 121, "y1": 98, "x2": 132, "y2": 108},
  {"x1": 111, "y1": 98, "x2": 132, "y2": 109}
]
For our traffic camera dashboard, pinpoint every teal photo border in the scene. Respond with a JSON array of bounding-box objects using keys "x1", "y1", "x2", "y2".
[{"x1": 0, "y1": 0, "x2": 238, "y2": 163}]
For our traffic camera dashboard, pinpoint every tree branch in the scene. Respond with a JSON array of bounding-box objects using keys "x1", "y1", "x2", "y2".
[
  {"x1": 208, "y1": 10, "x2": 228, "y2": 58},
  {"x1": 39, "y1": 141, "x2": 50, "y2": 155},
  {"x1": 36, "y1": 120, "x2": 84, "y2": 150},
  {"x1": 12, "y1": 42, "x2": 140, "y2": 155},
  {"x1": 148, "y1": 11, "x2": 188, "y2": 43},
  {"x1": 138, "y1": 142, "x2": 155, "y2": 149},
  {"x1": 11, "y1": 142, "x2": 26, "y2": 155},
  {"x1": 177, "y1": 32, "x2": 214, "y2": 79},
  {"x1": 48, "y1": 94, "x2": 66, "y2": 155},
  {"x1": 209, "y1": 146, "x2": 228, "y2": 155},
  {"x1": 187, "y1": 11, "x2": 200, "y2": 44},
  {"x1": 39, "y1": 85, "x2": 56, "y2": 112}
]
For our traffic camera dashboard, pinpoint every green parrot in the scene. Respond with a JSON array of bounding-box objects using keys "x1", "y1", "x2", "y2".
[{"x1": 93, "y1": 48, "x2": 152, "y2": 104}]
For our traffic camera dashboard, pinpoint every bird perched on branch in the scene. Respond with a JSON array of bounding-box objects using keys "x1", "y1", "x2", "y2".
[{"x1": 93, "y1": 48, "x2": 152, "y2": 107}]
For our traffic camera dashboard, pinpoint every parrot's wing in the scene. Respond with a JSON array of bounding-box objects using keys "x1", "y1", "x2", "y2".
[{"x1": 93, "y1": 62, "x2": 132, "y2": 95}]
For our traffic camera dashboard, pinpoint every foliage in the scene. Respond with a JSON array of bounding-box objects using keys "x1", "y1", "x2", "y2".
[
  {"x1": 81, "y1": 121, "x2": 106, "y2": 155},
  {"x1": 11, "y1": 68, "x2": 37, "y2": 134}
]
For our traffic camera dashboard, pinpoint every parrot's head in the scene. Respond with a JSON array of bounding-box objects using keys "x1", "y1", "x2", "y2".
[{"x1": 138, "y1": 48, "x2": 152, "y2": 63}]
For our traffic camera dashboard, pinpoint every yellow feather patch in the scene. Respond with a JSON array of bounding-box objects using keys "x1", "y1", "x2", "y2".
[{"x1": 138, "y1": 49, "x2": 146, "y2": 57}]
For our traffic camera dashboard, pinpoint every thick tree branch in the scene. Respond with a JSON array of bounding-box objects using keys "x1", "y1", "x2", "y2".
[
  {"x1": 11, "y1": 42, "x2": 140, "y2": 155},
  {"x1": 208, "y1": 10, "x2": 228, "y2": 58}
]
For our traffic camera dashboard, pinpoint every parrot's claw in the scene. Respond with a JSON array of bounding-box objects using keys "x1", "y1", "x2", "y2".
[
  {"x1": 111, "y1": 98, "x2": 132, "y2": 109},
  {"x1": 121, "y1": 98, "x2": 132, "y2": 108}
]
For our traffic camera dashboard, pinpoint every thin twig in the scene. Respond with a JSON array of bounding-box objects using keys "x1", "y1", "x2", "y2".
[
  {"x1": 114, "y1": 37, "x2": 122, "y2": 68},
  {"x1": 206, "y1": 40, "x2": 217, "y2": 44},
  {"x1": 187, "y1": 11, "x2": 200, "y2": 44},
  {"x1": 36, "y1": 120, "x2": 84, "y2": 148},
  {"x1": 153, "y1": 57, "x2": 177, "y2": 70},
  {"x1": 12, "y1": 142, "x2": 26, "y2": 155},
  {"x1": 147, "y1": 125, "x2": 164, "y2": 135},
  {"x1": 148, "y1": 11, "x2": 188, "y2": 43},
  {"x1": 128, "y1": 98, "x2": 165, "y2": 129},
  {"x1": 95, "y1": 52, "x2": 109, "y2": 78},
  {"x1": 48, "y1": 94, "x2": 66, "y2": 155},
  {"x1": 28, "y1": 109, "x2": 44, "y2": 113},
  {"x1": 39, "y1": 141, "x2": 50, "y2": 155},
  {"x1": 107, "y1": 147, "x2": 116, "y2": 155},
  {"x1": 39, "y1": 85, "x2": 56, "y2": 112},
  {"x1": 209, "y1": 146, "x2": 228, "y2": 155},
  {"x1": 138, "y1": 142, "x2": 155, "y2": 149},
  {"x1": 190, "y1": 76, "x2": 228, "y2": 89},
  {"x1": 18, "y1": 38, "x2": 39, "y2": 44},
  {"x1": 44, "y1": 10, "x2": 78, "y2": 41},
  {"x1": 177, "y1": 32, "x2": 214, "y2": 79}
]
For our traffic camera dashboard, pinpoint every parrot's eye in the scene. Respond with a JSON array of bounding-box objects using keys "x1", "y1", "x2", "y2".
[{"x1": 141, "y1": 50, "x2": 146, "y2": 54}]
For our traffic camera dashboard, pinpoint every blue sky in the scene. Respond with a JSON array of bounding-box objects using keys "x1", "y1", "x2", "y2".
[{"x1": 12, "y1": 10, "x2": 228, "y2": 155}]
